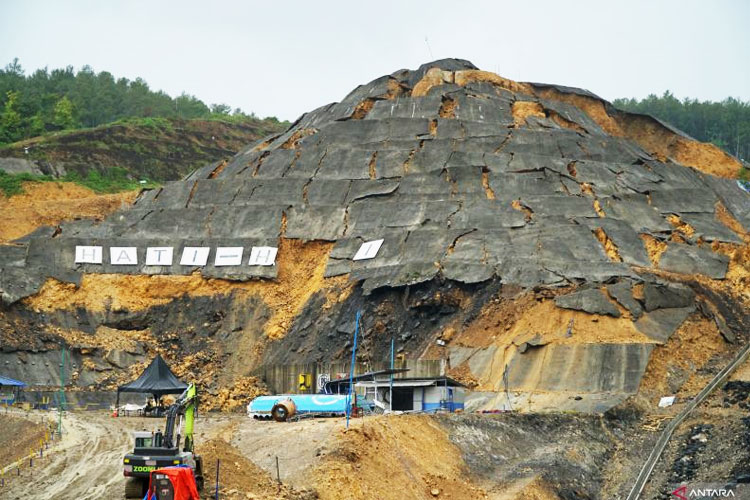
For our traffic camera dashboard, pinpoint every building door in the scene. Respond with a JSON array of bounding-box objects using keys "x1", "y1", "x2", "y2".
[{"x1": 391, "y1": 387, "x2": 414, "y2": 411}]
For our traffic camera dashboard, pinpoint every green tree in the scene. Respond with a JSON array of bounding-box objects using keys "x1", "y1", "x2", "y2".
[
  {"x1": 1, "y1": 90, "x2": 22, "y2": 142},
  {"x1": 210, "y1": 103, "x2": 231, "y2": 115},
  {"x1": 0, "y1": 58, "x2": 273, "y2": 143},
  {"x1": 27, "y1": 112, "x2": 45, "y2": 136},
  {"x1": 53, "y1": 95, "x2": 76, "y2": 129}
]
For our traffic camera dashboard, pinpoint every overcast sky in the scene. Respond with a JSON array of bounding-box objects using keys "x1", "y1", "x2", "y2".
[{"x1": 1, "y1": 0, "x2": 748, "y2": 121}]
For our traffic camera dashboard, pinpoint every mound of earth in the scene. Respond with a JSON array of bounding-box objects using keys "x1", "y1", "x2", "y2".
[
  {"x1": 1, "y1": 58, "x2": 749, "y2": 415},
  {"x1": 198, "y1": 438, "x2": 315, "y2": 499}
]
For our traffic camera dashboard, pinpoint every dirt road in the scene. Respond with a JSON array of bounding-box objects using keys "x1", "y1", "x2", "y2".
[
  {"x1": 3, "y1": 410, "x2": 142, "y2": 499},
  {"x1": 1, "y1": 410, "x2": 236, "y2": 500}
]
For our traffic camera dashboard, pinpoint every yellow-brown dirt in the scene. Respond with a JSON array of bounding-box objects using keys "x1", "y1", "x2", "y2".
[
  {"x1": 502, "y1": 299, "x2": 653, "y2": 345},
  {"x1": 438, "y1": 96, "x2": 458, "y2": 119},
  {"x1": 666, "y1": 214, "x2": 696, "y2": 238},
  {"x1": 567, "y1": 161, "x2": 578, "y2": 177},
  {"x1": 711, "y1": 241, "x2": 750, "y2": 302},
  {"x1": 548, "y1": 111, "x2": 586, "y2": 133},
  {"x1": 412, "y1": 68, "x2": 453, "y2": 97},
  {"x1": 452, "y1": 290, "x2": 652, "y2": 358},
  {"x1": 639, "y1": 234, "x2": 668, "y2": 267},
  {"x1": 251, "y1": 136, "x2": 276, "y2": 152},
  {"x1": 51, "y1": 325, "x2": 154, "y2": 351},
  {"x1": 351, "y1": 98, "x2": 376, "y2": 120},
  {"x1": 0, "y1": 182, "x2": 138, "y2": 244},
  {"x1": 281, "y1": 128, "x2": 317, "y2": 150},
  {"x1": 534, "y1": 88, "x2": 623, "y2": 136},
  {"x1": 614, "y1": 114, "x2": 742, "y2": 178},
  {"x1": 429, "y1": 118, "x2": 438, "y2": 137},
  {"x1": 412, "y1": 68, "x2": 532, "y2": 98},
  {"x1": 639, "y1": 316, "x2": 727, "y2": 396},
  {"x1": 593, "y1": 198, "x2": 606, "y2": 217},
  {"x1": 368, "y1": 151, "x2": 377, "y2": 179},
  {"x1": 454, "y1": 70, "x2": 533, "y2": 95},
  {"x1": 495, "y1": 477, "x2": 562, "y2": 500},
  {"x1": 481, "y1": 169, "x2": 496, "y2": 200},
  {"x1": 715, "y1": 201, "x2": 748, "y2": 238},
  {"x1": 446, "y1": 362, "x2": 480, "y2": 389},
  {"x1": 200, "y1": 376, "x2": 269, "y2": 412},
  {"x1": 24, "y1": 238, "x2": 340, "y2": 340},
  {"x1": 533, "y1": 87, "x2": 742, "y2": 177},
  {"x1": 0, "y1": 415, "x2": 48, "y2": 470},
  {"x1": 312, "y1": 415, "x2": 488, "y2": 500},
  {"x1": 593, "y1": 227, "x2": 622, "y2": 262},
  {"x1": 730, "y1": 357, "x2": 750, "y2": 382},
  {"x1": 207, "y1": 159, "x2": 228, "y2": 179},
  {"x1": 385, "y1": 78, "x2": 406, "y2": 99},
  {"x1": 452, "y1": 291, "x2": 537, "y2": 349},
  {"x1": 511, "y1": 199, "x2": 533, "y2": 221},
  {"x1": 198, "y1": 438, "x2": 310, "y2": 500},
  {"x1": 511, "y1": 101, "x2": 545, "y2": 127}
]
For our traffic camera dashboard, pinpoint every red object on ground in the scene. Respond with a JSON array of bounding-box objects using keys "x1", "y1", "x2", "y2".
[{"x1": 147, "y1": 466, "x2": 200, "y2": 500}]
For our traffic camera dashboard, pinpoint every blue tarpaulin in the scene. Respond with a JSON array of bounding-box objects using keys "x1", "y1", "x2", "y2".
[{"x1": 0, "y1": 375, "x2": 26, "y2": 387}]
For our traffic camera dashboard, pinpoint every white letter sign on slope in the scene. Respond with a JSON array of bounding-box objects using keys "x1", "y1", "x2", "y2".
[
  {"x1": 180, "y1": 247, "x2": 210, "y2": 266},
  {"x1": 215, "y1": 247, "x2": 243, "y2": 266},
  {"x1": 248, "y1": 246, "x2": 278, "y2": 266},
  {"x1": 353, "y1": 239, "x2": 384, "y2": 261},
  {"x1": 75, "y1": 246, "x2": 102, "y2": 264},
  {"x1": 146, "y1": 247, "x2": 174, "y2": 266},
  {"x1": 110, "y1": 247, "x2": 137, "y2": 265}
]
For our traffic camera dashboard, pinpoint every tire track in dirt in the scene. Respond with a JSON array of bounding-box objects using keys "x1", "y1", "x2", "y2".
[{"x1": 3, "y1": 412, "x2": 138, "y2": 500}]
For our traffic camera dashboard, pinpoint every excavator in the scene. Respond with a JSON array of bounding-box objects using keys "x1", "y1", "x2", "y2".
[{"x1": 123, "y1": 384, "x2": 204, "y2": 498}]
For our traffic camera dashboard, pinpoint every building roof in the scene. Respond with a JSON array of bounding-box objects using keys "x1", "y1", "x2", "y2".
[
  {"x1": 0, "y1": 375, "x2": 26, "y2": 387},
  {"x1": 356, "y1": 377, "x2": 466, "y2": 388},
  {"x1": 325, "y1": 368, "x2": 411, "y2": 385}
]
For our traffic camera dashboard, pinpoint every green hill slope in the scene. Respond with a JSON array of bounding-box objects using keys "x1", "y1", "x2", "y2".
[{"x1": 0, "y1": 116, "x2": 286, "y2": 190}]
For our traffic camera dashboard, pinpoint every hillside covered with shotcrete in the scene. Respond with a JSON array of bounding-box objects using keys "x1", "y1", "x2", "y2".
[{"x1": 1, "y1": 58, "x2": 749, "y2": 415}]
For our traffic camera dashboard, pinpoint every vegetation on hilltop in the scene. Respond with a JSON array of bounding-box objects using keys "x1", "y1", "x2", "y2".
[
  {"x1": 0, "y1": 115, "x2": 285, "y2": 196},
  {"x1": 613, "y1": 92, "x2": 750, "y2": 166},
  {"x1": 0, "y1": 58, "x2": 285, "y2": 144}
]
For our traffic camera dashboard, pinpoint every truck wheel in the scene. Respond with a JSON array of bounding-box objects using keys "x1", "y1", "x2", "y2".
[{"x1": 125, "y1": 477, "x2": 146, "y2": 498}]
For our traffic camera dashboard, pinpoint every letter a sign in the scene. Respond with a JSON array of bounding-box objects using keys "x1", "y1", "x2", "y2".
[{"x1": 110, "y1": 247, "x2": 137, "y2": 265}]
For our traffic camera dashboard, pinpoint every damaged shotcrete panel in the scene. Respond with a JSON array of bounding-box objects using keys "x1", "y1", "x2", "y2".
[
  {"x1": 4, "y1": 54, "x2": 744, "y2": 298},
  {"x1": 4, "y1": 58, "x2": 750, "y2": 418}
]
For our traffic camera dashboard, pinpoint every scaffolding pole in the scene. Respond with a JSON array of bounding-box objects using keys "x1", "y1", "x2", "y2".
[{"x1": 346, "y1": 311, "x2": 361, "y2": 429}]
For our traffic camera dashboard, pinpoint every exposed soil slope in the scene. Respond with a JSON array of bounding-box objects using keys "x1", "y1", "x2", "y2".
[
  {"x1": 0, "y1": 181, "x2": 137, "y2": 243},
  {"x1": 0, "y1": 414, "x2": 47, "y2": 470}
]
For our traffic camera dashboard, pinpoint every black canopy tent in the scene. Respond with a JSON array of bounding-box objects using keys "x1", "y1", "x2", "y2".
[{"x1": 115, "y1": 355, "x2": 188, "y2": 408}]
